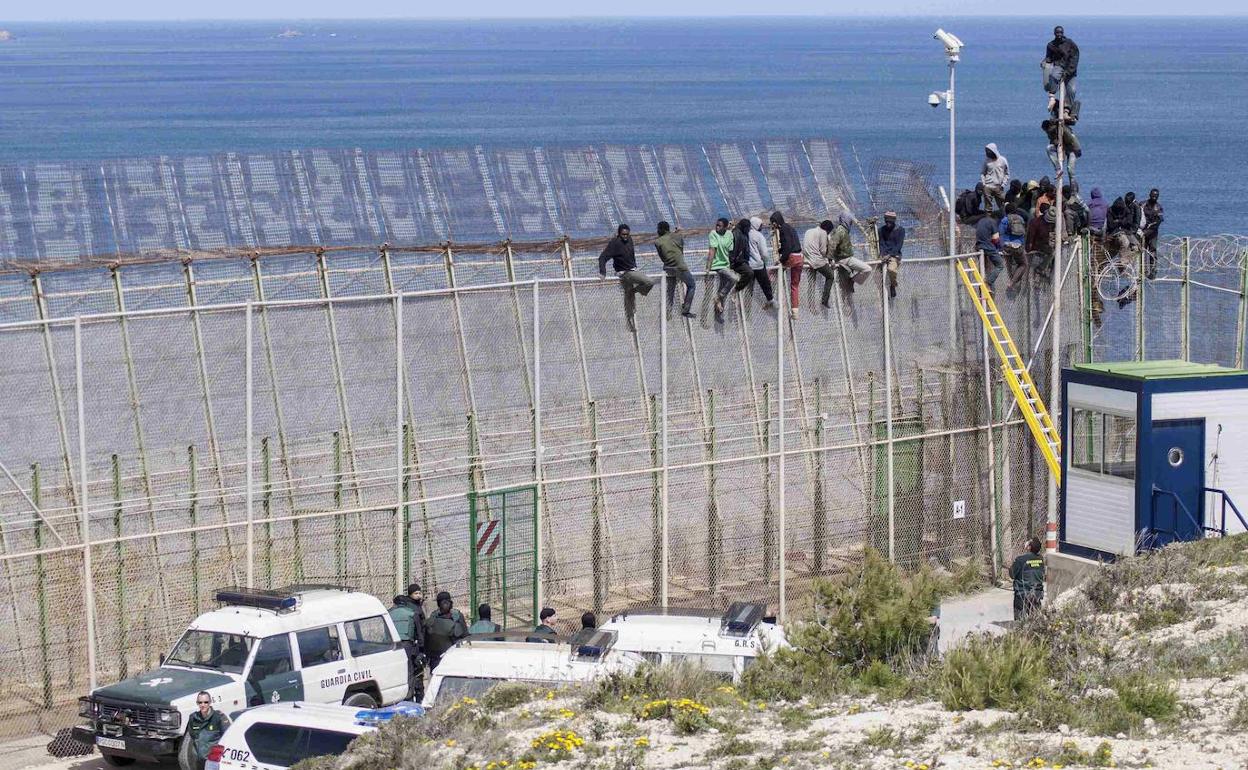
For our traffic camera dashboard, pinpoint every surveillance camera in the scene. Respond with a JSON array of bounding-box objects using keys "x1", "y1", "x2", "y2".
[
  {"x1": 933, "y1": 28, "x2": 964, "y2": 53},
  {"x1": 928, "y1": 93, "x2": 941, "y2": 108}
]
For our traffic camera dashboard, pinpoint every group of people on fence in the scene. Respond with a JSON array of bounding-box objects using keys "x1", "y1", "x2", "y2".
[
  {"x1": 387, "y1": 583, "x2": 599, "y2": 700},
  {"x1": 952, "y1": 25, "x2": 1165, "y2": 309},
  {"x1": 597, "y1": 209, "x2": 907, "y2": 328}
]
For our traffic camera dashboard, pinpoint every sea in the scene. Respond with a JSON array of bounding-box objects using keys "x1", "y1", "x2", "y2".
[{"x1": 0, "y1": 17, "x2": 1244, "y2": 237}]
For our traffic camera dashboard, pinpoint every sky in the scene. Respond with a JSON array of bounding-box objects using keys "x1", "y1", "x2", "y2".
[{"x1": 1, "y1": 2, "x2": 1244, "y2": 21}]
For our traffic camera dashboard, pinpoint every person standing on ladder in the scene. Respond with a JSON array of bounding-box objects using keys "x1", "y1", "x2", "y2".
[{"x1": 1009, "y1": 538, "x2": 1047, "y2": 621}]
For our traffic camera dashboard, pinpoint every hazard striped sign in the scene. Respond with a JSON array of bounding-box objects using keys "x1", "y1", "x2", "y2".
[{"x1": 475, "y1": 519, "x2": 501, "y2": 556}]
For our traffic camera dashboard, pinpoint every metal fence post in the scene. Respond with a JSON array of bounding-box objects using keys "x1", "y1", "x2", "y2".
[
  {"x1": 1181, "y1": 237, "x2": 1191, "y2": 361},
  {"x1": 188, "y1": 446, "x2": 199, "y2": 609},
  {"x1": 777, "y1": 265, "x2": 787, "y2": 623},
  {"x1": 1237, "y1": 250, "x2": 1248, "y2": 369},
  {"x1": 1137, "y1": 242, "x2": 1147, "y2": 361},
  {"x1": 659, "y1": 276, "x2": 669, "y2": 609},
  {"x1": 32, "y1": 463, "x2": 53, "y2": 709},
  {"x1": 532, "y1": 281, "x2": 545, "y2": 611},
  {"x1": 245, "y1": 301, "x2": 254, "y2": 588},
  {"x1": 30, "y1": 272, "x2": 78, "y2": 512},
  {"x1": 883, "y1": 258, "x2": 896, "y2": 564},
  {"x1": 75, "y1": 317, "x2": 98, "y2": 692},
  {"x1": 394, "y1": 293, "x2": 405, "y2": 593}
]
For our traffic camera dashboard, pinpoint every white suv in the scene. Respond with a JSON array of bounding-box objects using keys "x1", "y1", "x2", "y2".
[
  {"x1": 73, "y1": 585, "x2": 409, "y2": 768},
  {"x1": 204, "y1": 701, "x2": 423, "y2": 770}
]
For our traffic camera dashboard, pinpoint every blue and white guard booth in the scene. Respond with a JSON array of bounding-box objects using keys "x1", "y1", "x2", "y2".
[{"x1": 1060, "y1": 360, "x2": 1248, "y2": 559}]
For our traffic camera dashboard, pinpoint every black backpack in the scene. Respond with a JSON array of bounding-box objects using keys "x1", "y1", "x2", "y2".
[{"x1": 1008, "y1": 213, "x2": 1026, "y2": 237}]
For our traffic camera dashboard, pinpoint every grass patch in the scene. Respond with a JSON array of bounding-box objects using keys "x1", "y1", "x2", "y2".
[
  {"x1": 1131, "y1": 590, "x2": 1192, "y2": 631},
  {"x1": 709, "y1": 735, "x2": 759, "y2": 758},
  {"x1": 481, "y1": 682, "x2": 533, "y2": 710},
  {"x1": 776, "y1": 706, "x2": 814, "y2": 730},
  {"x1": 1230, "y1": 696, "x2": 1248, "y2": 731},
  {"x1": 938, "y1": 634, "x2": 1046, "y2": 711}
]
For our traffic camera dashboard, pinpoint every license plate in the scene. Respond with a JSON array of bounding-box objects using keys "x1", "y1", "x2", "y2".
[{"x1": 96, "y1": 736, "x2": 126, "y2": 750}]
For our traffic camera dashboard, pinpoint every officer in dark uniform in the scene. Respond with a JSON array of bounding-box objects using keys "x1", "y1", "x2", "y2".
[
  {"x1": 1009, "y1": 538, "x2": 1046, "y2": 621},
  {"x1": 422, "y1": 591, "x2": 468, "y2": 671},
  {"x1": 389, "y1": 583, "x2": 427, "y2": 701},
  {"x1": 526, "y1": 607, "x2": 558, "y2": 643}
]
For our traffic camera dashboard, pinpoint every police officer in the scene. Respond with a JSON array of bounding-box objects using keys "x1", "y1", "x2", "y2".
[
  {"x1": 468, "y1": 603, "x2": 503, "y2": 640},
  {"x1": 580, "y1": 611, "x2": 597, "y2": 630},
  {"x1": 389, "y1": 584, "x2": 427, "y2": 700},
  {"x1": 1009, "y1": 538, "x2": 1047, "y2": 621},
  {"x1": 527, "y1": 607, "x2": 557, "y2": 643},
  {"x1": 186, "y1": 691, "x2": 229, "y2": 770},
  {"x1": 423, "y1": 591, "x2": 468, "y2": 671}
]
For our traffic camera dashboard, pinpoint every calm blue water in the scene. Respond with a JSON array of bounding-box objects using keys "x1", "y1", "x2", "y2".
[{"x1": 0, "y1": 17, "x2": 1244, "y2": 236}]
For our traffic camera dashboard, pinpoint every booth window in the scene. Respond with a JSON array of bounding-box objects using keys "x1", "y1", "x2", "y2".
[{"x1": 1070, "y1": 408, "x2": 1135, "y2": 479}]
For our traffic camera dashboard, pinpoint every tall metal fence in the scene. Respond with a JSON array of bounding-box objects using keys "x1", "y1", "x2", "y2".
[{"x1": 0, "y1": 228, "x2": 1086, "y2": 739}]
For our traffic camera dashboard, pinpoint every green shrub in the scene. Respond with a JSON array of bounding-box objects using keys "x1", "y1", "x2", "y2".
[
  {"x1": 709, "y1": 735, "x2": 759, "y2": 757},
  {"x1": 1230, "y1": 696, "x2": 1248, "y2": 731},
  {"x1": 481, "y1": 682, "x2": 533, "y2": 710},
  {"x1": 1132, "y1": 591, "x2": 1192, "y2": 631},
  {"x1": 1113, "y1": 673, "x2": 1179, "y2": 722},
  {"x1": 938, "y1": 633, "x2": 1046, "y2": 711}
]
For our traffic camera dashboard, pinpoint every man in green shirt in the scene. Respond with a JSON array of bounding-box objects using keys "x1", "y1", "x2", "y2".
[
  {"x1": 655, "y1": 221, "x2": 696, "y2": 319},
  {"x1": 186, "y1": 691, "x2": 229, "y2": 769},
  {"x1": 468, "y1": 603, "x2": 503, "y2": 640},
  {"x1": 1009, "y1": 538, "x2": 1046, "y2": 621},
  {"x1": 527, "y1": 607, "x2": 558, "y2": 643},
  {"x1": 423, "y1": 591, "x2": 468, "y2": 671},
  {"x1": 707, "y1": 217, "x2": 738, "y2": 323}
]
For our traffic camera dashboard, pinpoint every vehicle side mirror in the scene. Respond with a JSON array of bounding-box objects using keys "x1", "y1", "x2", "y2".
[{"x1": 159, "y1": 653, "x2": 165, "y2": 666}]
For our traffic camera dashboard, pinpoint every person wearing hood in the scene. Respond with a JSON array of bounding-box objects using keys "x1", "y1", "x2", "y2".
[
  {"x1": 1005, "y1": 179, "x2": 1025, "y2": 209},
  {"x1": 979, "y1": 144, "x2": 1010, "y2": 214},
  {"x1": 736, "y1": 216, "x2": 776, "y2": 307},
  {"x1": 1142, "y1": 189, "x2": 1164, "y2": 278},
  {"x1": 730, "y1": 218, "x2": 754, "y2": 288},
  {"x1": 829, "y1": 214, "x2": 872, "y2": 293},
  {"x1": 1026, "y1": 203, "x2": 1055, "y2": 281},
  {"x1": 598, "y1": 223, "x2": 655, "y2": 332},
  {"x1": 1042, "y1": 119, "x2": 1082, "y2": 181},
  {"x1": 802, "y1": 219, "x2": 839, "y2": 308},
  {"x1": 389, "y1": 583, "x2": 427, "y2": 699},
  {"x1": 877, "y1": 211, "x2": 905, "y2": 299},
  {"x1": 1087, "y1": 187, "x2": 1108, "y2": 237},
  {"x1": 654, "y1": 221, "x2": 696, "y2": 319},
  {"x1": 1063, "y1": 184, "x2": 1090, "y2": 235},
  {"x1": 1043, "y1": 26, "x2": 1079, "y2": 109},
  {"x1": 708, "y1": 217, "x2": 740, "y2": 323},
  {"x1": 1105, "y1": 197, "x2": 1141, "y2": 308},
  {"x1": 423, "y1": 590, "x2": 468, "y2": 671},
  {"x1": 770, "y1": 210, "x2": 803, "y2": 319},
  {"x1": 956, "y1": 183, "x2": 987, "y2": 225},
  {"x1": 975, "y1": 213, "x2": 1003, "y2": 289}
]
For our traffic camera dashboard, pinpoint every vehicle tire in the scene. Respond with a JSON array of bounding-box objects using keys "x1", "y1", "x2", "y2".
[
  {"x1": 177, "y1": 734, "x2": 197, "y2": 770},
  {"x1": 343, "y1": 690, "x2": 378, "y2": 708},
  {"x1": 100, "y1": 752, "x2": 137, "y2": 767}
]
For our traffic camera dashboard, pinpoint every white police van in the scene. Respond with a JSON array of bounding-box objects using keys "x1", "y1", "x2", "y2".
[
  {"x1": 599, "y1": 601, "x2": 787, "y2": 681},
  {"x1": 73, "y1": 585, "x2": 409, "y2": 768},
  {"x1": 204, "y1": 701, "x2": 423, "y2": 770},
  {"x1": 422, "y1": 629, "x2": 644, "y2": 709}
]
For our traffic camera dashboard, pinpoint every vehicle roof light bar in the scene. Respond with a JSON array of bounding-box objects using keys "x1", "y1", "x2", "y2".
[
  {"x1": 571, "y1": 629, "x2": 617, "y2": 659},
  {"x1": 215, "y1": 586, "x2": 299, "y2": 613}
]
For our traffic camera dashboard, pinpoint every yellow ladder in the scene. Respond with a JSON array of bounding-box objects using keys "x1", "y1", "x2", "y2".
[{"x1": 956, "y1": 257, "x2": 1062, "y2": 484}]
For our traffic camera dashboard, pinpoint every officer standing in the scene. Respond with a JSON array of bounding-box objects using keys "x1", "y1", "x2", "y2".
[
  {"x1": 389, "y1": 583, "x2": 427, "y2": 700},
  {"x1": 1009, "y1": 538, "x2": 1047, "y2": 621},
  {"x1": 423, "y1": 591, "x2": 468, "y2": 671},
  {"x1": 186, "y1": 691, "x2": 229, "y2": 770}
]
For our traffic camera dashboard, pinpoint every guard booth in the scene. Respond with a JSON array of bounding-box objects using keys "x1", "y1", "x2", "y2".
[{"x1": 1060, "y1": 361, "x2": 1248, "y2": 560}]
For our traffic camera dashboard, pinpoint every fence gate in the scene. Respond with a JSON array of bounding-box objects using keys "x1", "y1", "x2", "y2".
[{"x1": 468, "y1": 486, "x2": 538, "y2": 630}]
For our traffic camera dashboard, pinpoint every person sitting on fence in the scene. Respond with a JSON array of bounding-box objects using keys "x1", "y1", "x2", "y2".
[
  {"x1": 707, "y1": 217, "x2": 739, "y2": 324},
  {"x1": 829, "y1": 214, "x2": 872, "y2": 293},
  {"x1": 527, "y1": 607, "x2": 558, "y2": 643},
  {"x1": 770, "y1": 210, "x2": 803, "y2": 319},
  {"x1": 955, "y1": 183, "x2": 987, "y2": 225},
  {"x1": 877, "y1": 211, "x2": 905, "y2": 299},
  {"x1": 802, "y1": 220, "x2": 839, "y2": 308},
  {"x1": 1087, "y1": 186, "x2": 1108, "y2": 238},
  {"x1": 1063, "y1": 184, "x2": 1090, "y2": 238},
  {"x1": 1009, "y1": 537, "x2": 1047, "y2": 621},
  {"x1": 730, "y1": 218, "x2": 755, "y2": 297},
  {"x1": 654, "y1": 221, "x2": 696, "y2": 319},
  {"x1": 598, "y1": 223, "x2": 655, "y2": 333},
  {"x1": 737, "y1": 216, "x2": 776, "y2": 308},
  {"x1": 1027, "y1": 203, "x2": 1055, "y2": 281},
  {"x1": 1143, "y1": 188, "x2": 1164, "y2": 279},
  {"x1": 468, "y1": 603, "x2": 504, "y2": 640},
  {"x1": 998, "y1": 204, "x2": 1028, "y2": 290}
]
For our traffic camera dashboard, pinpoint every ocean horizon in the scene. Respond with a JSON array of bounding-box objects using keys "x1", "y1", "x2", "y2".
[{"x1": 0, "y1": 16, "x2": 1244, "y2": 236}]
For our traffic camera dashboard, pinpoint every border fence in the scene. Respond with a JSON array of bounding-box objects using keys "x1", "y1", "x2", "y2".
[{"x1": 0, "y1": 136, "x2": 1244, "y2": 743}]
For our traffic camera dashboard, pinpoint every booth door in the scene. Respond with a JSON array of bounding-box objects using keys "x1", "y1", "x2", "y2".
[{"x1": 1150, "y1": 419, "x2": 1205, "y2": 546}]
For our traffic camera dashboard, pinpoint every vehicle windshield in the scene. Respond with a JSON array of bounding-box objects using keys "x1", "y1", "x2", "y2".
[
  {"x1": 165, "y1": 630, "x2": 254, "y2": 675},
  {"x1": 433, "y1": 677, "x2": 504, "y2": 707}
]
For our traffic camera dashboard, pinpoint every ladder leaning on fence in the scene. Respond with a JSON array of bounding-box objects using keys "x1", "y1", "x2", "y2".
[{"x1": 956, "y1": 257, "x2": 1063, "y2": 485}]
